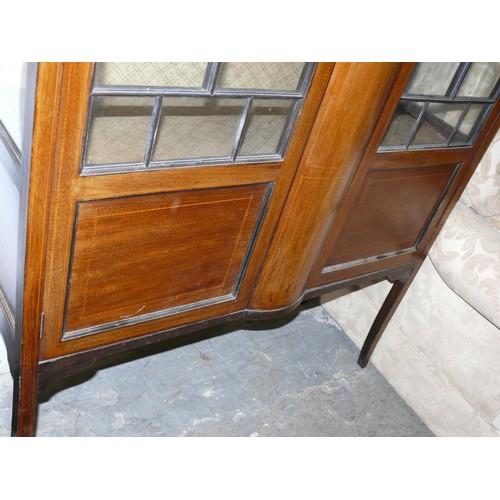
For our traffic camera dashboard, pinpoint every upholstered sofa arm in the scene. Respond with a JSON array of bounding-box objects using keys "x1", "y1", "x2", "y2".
[{"x1": 429, "y1": 200, "x2": 500, "y2": 329}]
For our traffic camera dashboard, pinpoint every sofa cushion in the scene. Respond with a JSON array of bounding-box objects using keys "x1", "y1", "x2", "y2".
[
  {"x1": 484, "y1": 215, "x2": 500, "y2": 233},
  {"x1": 429, "y1": 201, "x2": 500, "y2": 328},
  {"x1": 463, "y1": 129, "x2": 500, "y2": 218}
]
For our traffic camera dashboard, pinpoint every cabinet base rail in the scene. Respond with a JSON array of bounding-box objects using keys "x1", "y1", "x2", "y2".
[{"x1": 10, "y1": 264, "x2": 418, "y2": 436}]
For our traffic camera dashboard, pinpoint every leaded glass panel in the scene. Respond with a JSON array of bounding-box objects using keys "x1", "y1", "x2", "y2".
[
  {"x1": 379, "y1": 62, "x2": 499, "y2": 152},
  {"x1": 82, "y1": 62, "x2": 315, "y2": 173}
]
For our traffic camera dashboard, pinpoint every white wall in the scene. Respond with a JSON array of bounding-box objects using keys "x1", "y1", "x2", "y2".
[
  {"x1": 0, "y1": 170, "x2": 17, "y2": 375},
  {"x1": 0, "y1": 63, "x2": 27, "y2": 375},
  {"x1": 0, "y1": 62, "x2": 27, "y2": 149}
]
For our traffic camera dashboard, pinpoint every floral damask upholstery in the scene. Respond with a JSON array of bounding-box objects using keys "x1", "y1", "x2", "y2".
[
  {"x1": 429, "y1": 201, "x2": 500, "y2": 327},
  {"x1": 430, "y1": 130, "x2": 500, "y2": 328},
  {"x1": 461, "y1": 130, "x2": 500, "y2": 232}
]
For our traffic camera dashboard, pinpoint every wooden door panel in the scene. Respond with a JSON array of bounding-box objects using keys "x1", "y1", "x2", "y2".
[
  {"x1": 323, "y1": 163, "x2": 458, "y2": 269},
  {"x1": 63, "y1": 183, "x2": 270, "y2": 339},
  {"x1": 308, "y1": 63, "x2": 500, "y2": 294},
  {"x1": 37, "y1": 63, "x2": 335, "y2": 359}
]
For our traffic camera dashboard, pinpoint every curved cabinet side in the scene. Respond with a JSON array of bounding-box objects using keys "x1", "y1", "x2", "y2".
[{"x1": 249, "y1": 63, "x2": 403, "y2": 311}]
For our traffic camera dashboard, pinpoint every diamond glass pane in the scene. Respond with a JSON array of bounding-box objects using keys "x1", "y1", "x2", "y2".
[
  {"x1": 238, "y1": 99, "x2": 293, "y2": 156},
  {"x1": 94, "y1": 62, "x2": 207, "y2": 88},
  {"x1": 216, "y1": 63, "x2": 305, "y2": 91},
  {"x1": 457, "y1": 62, "x2": 500, "y2": 98},
  {"x1": 450, "y1": 104, "x2": 488, "y2": 145},
  {"x1": 404, "y1": 62, "x2": 460, "y2": 96},
  {"x1": 84, "y1": 96, "x2": 154, "y2": 165},
  {"x1": 380, "y1": 101, "x2": 421, "y2": 147},
  {"x1": 151, "y1": 97, "x2": 245, "y2": 161},
  {"x1": 410, "y1": 103, "x2": 467, "y2": 146}
]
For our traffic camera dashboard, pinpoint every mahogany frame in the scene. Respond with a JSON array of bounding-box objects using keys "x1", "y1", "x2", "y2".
[{"x1": 8, "y1": 62, "x2": 500, "y2": 436}]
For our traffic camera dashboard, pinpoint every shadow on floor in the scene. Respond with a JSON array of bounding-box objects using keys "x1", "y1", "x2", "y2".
[{"x1": 2, "y1": 301, "x2": 433, "y2": 437}]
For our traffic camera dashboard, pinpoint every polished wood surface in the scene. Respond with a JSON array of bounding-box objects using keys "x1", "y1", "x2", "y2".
[
  {"x1": 64, "y1": 184, "x2": 269, "y2": 336},
  {"x1": 324, "y1": 163, "x2": 458, "y2": 267},
  {"x1": 8, "y1": 62, "x2": 499, "y2": 436},
  {"x1": 37, "y1": 63, "x2": 334, "y2": 359},
  {"x1": 357, "y1": 278, "x2": 410, "y2": 368},
  {"x1": 14, "y1": 63, "x2": 64, "y2": 436},
  {"x1": 249, "y1": 63, "x2": 403, "y2": 311},
  {"x1": 308, "y1": 65, "x2": 500, "y2": 291}
]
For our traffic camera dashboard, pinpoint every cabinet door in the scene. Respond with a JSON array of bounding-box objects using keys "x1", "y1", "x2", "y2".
[
  {"x1": 39, "y1": 62, "x2": 333, "y2": 358},
  {"x1": 309, "y1": 62, "x2": 500, "y2": 286}
]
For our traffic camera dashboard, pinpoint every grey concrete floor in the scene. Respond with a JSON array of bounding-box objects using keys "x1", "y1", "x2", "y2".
[{"x1": 0, "y1": 302, "x2": 433, "y2": 437}]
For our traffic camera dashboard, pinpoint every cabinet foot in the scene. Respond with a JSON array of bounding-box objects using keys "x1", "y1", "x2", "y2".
[{"x1": 11, "y1": 370, "x2": 39, "y2": 437}]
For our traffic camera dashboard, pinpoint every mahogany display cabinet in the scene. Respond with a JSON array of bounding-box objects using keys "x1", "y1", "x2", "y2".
[{"x1": 1, "y1": 62, "x2": 499, "y2": 436}]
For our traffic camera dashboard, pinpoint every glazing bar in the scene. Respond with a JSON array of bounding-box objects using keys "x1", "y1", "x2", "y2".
[
  {"x1": 297, "y1": 63, "x2": 317, "y2": 96},
  {"x1": 466, "y1": 104, "x2": 494, "y2": 146},
  {"x1": 276, "y1": 100, "x2": 300, "y2": 157},
  {"x1": 445, "y1": 103, "x2": 471, "y2": 146},
  {"x1": 405, "y1": 101, "x2": 429, "y2": 148},
  {"x1": 446, "y1": 62, "x2": 472, "y2": 99},
  {"x1": 231, "y1": 98, "x2": 253, "y2": 161},
  {"x1": 400, "y1": 95, "x2": 494, "y2": 104},
  {"x1": 204, "y1": 63, "x2": 222, "y2": 94},
  {"x1": 144, "y1": 96, "x2": 163, "y2": 167},
  {"x1": 490, "y1": 77, "x2": 500, "y2": 100},
  {"x1": 92, "y1": 86, "x2": 302, "y2": 100}
]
